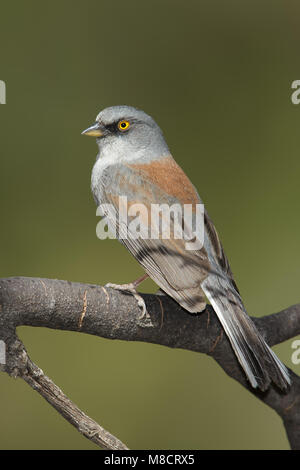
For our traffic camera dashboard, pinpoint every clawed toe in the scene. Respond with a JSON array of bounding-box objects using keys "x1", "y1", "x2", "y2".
[{"x1": 105, "y1": 282, "x2": 148, "y2": 320}]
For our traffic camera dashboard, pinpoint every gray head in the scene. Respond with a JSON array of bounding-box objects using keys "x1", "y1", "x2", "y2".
[{"x1": 82, "y1": 105, "x2": 170, "y2": 163}]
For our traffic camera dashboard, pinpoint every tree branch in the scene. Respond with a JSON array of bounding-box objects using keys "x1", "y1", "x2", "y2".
[{"x1": 0, "y1": 277, "x2": 299, "y2": 449}]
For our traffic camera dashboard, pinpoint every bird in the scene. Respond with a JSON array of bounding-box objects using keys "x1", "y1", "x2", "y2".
[{"x1": 82, "y1": 105, "x2": 290, "y2": 391}]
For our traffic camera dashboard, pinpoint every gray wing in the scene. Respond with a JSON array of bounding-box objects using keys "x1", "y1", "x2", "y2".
[
  {"x1": 98, "y1": 163, "x2": 210, "y2": 312},
  {"x1": 97, "y1": 163, "x2": 290, "y2": 390}
]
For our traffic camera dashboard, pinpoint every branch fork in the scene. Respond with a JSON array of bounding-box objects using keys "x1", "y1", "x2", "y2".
[{"x1": 0, "y1": 277, "x2": 299, "y2": 449}]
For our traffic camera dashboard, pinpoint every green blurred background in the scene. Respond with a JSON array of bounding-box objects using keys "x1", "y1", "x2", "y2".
[{"x1": 0, "y1": 0, "x2": 300, "y2": 450}]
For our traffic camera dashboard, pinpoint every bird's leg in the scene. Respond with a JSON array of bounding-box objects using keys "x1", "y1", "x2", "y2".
[{"x1": 105, "y1": 274, "x2": 149, "y2": 319}]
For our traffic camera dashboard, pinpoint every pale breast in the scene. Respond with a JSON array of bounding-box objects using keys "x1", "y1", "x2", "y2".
[{"x1": 91, "y1": 155, "x2": 114, "y2": 206}]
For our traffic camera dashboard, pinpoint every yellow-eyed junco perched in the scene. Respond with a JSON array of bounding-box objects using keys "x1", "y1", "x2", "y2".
[{"x1": 82, "y1": 105, "x2": 290, "y2": 391}]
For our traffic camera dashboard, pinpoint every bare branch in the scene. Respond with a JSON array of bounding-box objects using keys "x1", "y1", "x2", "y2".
[
  {"x1": 0, "y1": 276, "x2": 299, "y2": 449},
  {"x1": 0, "y1": 331, "x2": 128, "y2": 449}
]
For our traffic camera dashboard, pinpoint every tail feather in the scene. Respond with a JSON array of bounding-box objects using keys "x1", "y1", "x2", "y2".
[{"x1": 202, "y1": 274, "x2": 291, "y2": 391}]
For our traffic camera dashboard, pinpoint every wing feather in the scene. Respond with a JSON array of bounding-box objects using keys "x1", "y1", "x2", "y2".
[
  {"x1": 99, "y1": 162, "x2": 209, "y2": 312},
  {"x1": 95, "y1": 160, "x2": 290, "y2": 390}
]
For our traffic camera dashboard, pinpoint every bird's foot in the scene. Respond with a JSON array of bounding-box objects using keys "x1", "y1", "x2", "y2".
[{"x1": 105, "y1": 282, "x2": 148, "y2": 320}]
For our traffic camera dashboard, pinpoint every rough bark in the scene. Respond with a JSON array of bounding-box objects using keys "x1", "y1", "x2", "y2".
[{"x1": 0, "y1": 277, "x2": 299, "y2": 449}]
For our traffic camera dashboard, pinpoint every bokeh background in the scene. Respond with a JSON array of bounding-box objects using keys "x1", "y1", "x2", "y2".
[{"x1": 0, "y1": 0, "x2": 300, "y2": 450}]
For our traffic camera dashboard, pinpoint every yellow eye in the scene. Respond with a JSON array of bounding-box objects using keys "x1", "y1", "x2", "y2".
[{"x1": 118, "y1": 120, "x2": 130, "y2": 131}]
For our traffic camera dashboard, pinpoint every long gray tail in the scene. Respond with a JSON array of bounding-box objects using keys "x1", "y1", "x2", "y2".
[{"x1": 202, "y1": 274, "x2": 290, "y2": 391}]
